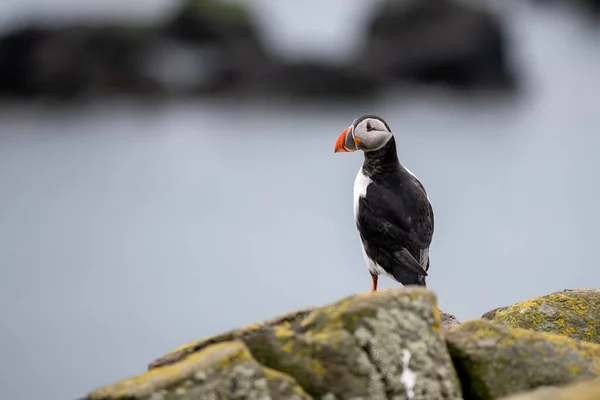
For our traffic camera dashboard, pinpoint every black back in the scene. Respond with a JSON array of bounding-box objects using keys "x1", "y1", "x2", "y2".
[{"x1": 356, "y1": 136, "x2": 434, "y2": 286}]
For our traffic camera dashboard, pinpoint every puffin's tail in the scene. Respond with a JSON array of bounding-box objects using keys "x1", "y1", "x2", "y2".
[
  {"x1": 391, "y1": 248, "x2": 428, "y2": 286},
  {"x1": 391, "y1": 267, "x2": 427, "y2": 287}
]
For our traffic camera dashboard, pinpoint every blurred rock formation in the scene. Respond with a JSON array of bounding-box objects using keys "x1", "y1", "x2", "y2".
[{"x1": 0, "y1": 0, "x2": 519, "y2": 100}]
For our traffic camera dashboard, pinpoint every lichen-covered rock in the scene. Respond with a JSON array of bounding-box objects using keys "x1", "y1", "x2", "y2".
[
  {"x1": 88, "y1": 287, "x2": 461, "y2": 400},
  {"x1": 87, "y1": 340, "x2": 312, "y2": 400},
  {"x1": 440, "y1": 311, "x2": 460, "y2": 331},
  {"x1": 499, "y1": 377, "x2": 600, "y2": 400},
  {"x1": 234, "y1": 288, "x2": 461, "y2": 399},
  {"x1": 446, "y1": 319, "x2": 600, "y2": 400},
  {"x1": 482, "y1": 289, "x2": 600, "y2": 344}
]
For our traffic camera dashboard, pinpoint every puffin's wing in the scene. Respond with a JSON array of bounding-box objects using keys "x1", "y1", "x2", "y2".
[
  {"x1": 357, "y1": 208, "x2": 428, "y2": 276},
  {"x1": 359, "y1": 183, "x2": 432, "y2": 247},
  {"x1": 394, "y1": 248, "x2": 428, "y2": 276},
  {"x1": 356, "y1": 185, "x2": 430, "y2": 276}
]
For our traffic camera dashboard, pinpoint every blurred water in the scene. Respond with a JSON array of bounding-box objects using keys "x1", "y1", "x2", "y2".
[{"x1": 1, "y1": 2, "x2": 600, "y2": 400}]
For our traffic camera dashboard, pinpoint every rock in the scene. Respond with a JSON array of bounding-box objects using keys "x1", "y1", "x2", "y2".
[
  {"x1": 84, "y1": 287, "x2": 463, "y2": 400},
  {"x1": 162, "y1": 0, "x2": 274, "y2": 95},
  {"x1": 165, "y1": 0, "x2": 257, "y2": 44},
  {"x1": 0, "y1": 0, "x2": 269, "y2": 99},
  {"x1": 0, "y1": 26, "x2": 161, "y2": 99},
  {"x1": 482, "y1": 289, "x2": 600, "y2": 344},
  {"x1": 0, "y1": 0, "x2": 520, "y2": 99},
  {"x1": 162, "y1": 0, "x2": 381, "y2": 99},
  {"x1": 87, "y1": 340, "x2": 312, "y2": 400},
  {"x1": 579, "y1": 0, "x2": 600, "y2": 14},
  {"x1": 499, "y1": 377, "x2": 600, "y2": 400},
  {"x1": 352, "y1": 0, "x2": 516, "y2": 91},
  {"x1": 446, "y1": 319, "x2": 600, "y2": 400},
  {"x1": 440, "y1": 311, "x2": 461, "y2": 331}
]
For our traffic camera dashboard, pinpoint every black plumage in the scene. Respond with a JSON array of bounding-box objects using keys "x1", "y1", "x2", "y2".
[
  {"x1": 334, "y1": 114, "x2": 434, "y2": 291},
  {"x1": 357, "y1": 135, "x2": 434, "y2": 287}
]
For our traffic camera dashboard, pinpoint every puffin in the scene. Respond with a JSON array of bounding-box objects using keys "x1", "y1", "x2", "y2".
[{"x1": 334, "y1": 115, "x2": 434, "y2": 292}]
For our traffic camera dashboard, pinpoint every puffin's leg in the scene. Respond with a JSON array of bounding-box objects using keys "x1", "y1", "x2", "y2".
[
  {"x1": 355, "y1": 273, "x2": 378, "y2": 296},
  {"x1": 371, "y1": 273, "x2": 378, "y2": 292}
]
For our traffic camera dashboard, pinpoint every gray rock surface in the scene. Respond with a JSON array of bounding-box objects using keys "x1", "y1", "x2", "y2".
[
  {"x1": 446, "y1": 319, "x2": 600, "y2": 400},
  {"x1": 440, "y1": 311, "x2": 461, "y2": 331}
]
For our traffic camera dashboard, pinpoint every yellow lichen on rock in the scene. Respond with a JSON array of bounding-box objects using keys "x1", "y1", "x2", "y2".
[
  {"x1": 446, "y1": 318, "x2": 600, "y2": 400},
  {"x1": 87, "y1": 340, "x2": 313, "y2": 400},
  {"x1": 482, "y1": 289, "x2": 600, "y2": 344},
  {"x1": 88, "y1": 341, "x2": 249, "y2": 399},
  {"x1": 499, "y1": 377, "x2": 600, "y2": 400},
  {"x1": 432, "y1": 306, "x2": 442, "y2": 333}
]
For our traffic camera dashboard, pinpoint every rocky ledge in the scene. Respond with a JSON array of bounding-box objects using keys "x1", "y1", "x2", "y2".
[{"x1": 81, "y1": 287, "x2": 600, "y2": 400}]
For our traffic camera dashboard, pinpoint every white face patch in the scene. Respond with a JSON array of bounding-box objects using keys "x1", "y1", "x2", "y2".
[{"x1": 354, "y1": 118, "x2": 392, "y2": 152}]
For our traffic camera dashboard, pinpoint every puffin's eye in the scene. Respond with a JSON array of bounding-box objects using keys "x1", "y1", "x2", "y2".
[{"x1": 366, "y1": 122, "x2": 373, "y2": 131}]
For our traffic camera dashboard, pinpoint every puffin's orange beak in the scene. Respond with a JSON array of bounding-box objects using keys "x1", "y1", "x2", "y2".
[{"x1": 334, "y1": 125, "x2": 357, "y2": 153}]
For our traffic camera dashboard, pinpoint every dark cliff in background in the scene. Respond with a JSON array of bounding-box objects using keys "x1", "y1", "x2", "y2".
[{"x1": 0, "y1": 0, "x2": 524, "y2": 101}]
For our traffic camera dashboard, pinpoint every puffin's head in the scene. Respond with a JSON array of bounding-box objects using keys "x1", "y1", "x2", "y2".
[{"x1": 334, "y1": 115, "x2": 393, "y2": 153}]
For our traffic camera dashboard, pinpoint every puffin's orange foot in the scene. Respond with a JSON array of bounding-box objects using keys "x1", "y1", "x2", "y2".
[
  {"x1": 354, "y1": 275, "x2": 379, "y2": 296},
  {"x1": 354, "y1": 290, "x2": 378, "y2": 296}
]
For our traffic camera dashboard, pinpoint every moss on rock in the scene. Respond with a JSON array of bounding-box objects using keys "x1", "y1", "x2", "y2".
[
  {"x1": 446, "y1": 319, "x2": 600, "y2": 400},
  {"x1": 482, "y1": 289, "x2": 600, "y2": 344},
  {"x1": 499, "y1": 377, "x2": 600, "y2": 400},
  {"x1": 86, "y1": 340, "x2": 312, "y2": 400},
  {"x1": 149, "y1": 287, "x2": 462, "y2": 399}
]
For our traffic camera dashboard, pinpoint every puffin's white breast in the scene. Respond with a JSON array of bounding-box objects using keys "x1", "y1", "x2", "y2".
[
  {"x1": 353, "y1": 168, "x2": 388, "y2": 277},
  {"x1": 353, "y1": 167, "x2": 372, "y2": 220}
]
